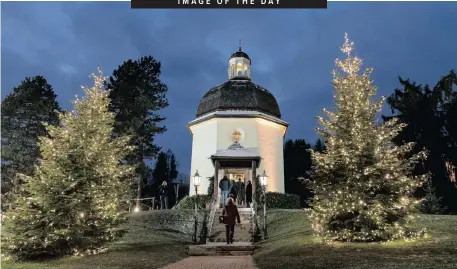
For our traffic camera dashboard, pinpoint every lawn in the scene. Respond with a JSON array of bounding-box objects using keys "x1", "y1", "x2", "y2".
[
  {"x1": 254, "y1": 210, "x2": 457, "y2": 269},
  {"x1": 4, "y1": 209, "x2": 457, "y2": 269},
  {"x1": 0, "y1": 210, "x2": 205, "y2": 269}
]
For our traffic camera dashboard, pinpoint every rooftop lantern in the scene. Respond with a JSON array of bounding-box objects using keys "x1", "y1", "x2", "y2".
[{"x1": 228, "y1": 40, "x2": 251, "y2": 80}]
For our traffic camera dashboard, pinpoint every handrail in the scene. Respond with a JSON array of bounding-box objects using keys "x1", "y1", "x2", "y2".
[
  {"x1": 250, "y1": 204, "x2": 256, "y2": 241},
  {"x1": 207, "y1": 199, "x2": 218, "y2": 240}
]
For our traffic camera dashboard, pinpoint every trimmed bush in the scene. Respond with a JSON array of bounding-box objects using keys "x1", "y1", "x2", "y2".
[
  {"x1": 127, "y1": 210, "x2": 209, "y2": 242},
  {"x1": 176, "y1": 195, "x2": 212, "y2": 210},
  {"x1": 265, "y1": 192, "x2": 301, "y2": 209}
]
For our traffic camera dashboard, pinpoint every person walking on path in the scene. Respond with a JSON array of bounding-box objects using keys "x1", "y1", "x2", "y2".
[
  {"x1": 245, "y1": 180, "x2": 253, "y2": 208},
  {"x1": 159, "y1": 181, "x2": 169, "y2": 210},
  {"x1": 235, "y1": 177, "x2": 245, "y2": 206},
  {"x1": 219, "y1": 176, "x2": 231, "y2": 208},
  {"x1": 222, "y1": 197, "x2": 241, "y2": 244}
]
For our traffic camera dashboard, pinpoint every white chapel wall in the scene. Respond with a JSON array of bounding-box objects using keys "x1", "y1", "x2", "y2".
[
  {"x1": 189, "y1": 116, "x2": 287, "y2": 196},
  {"x1": 216, "y1": 118, "x2": 259, "y2": 149},
  {"x1": 256, "y1": 118, "x2": 287, "y2": 193},
  {"x1": 189, "y1": 119, "x2": 218, "y2": 196}
]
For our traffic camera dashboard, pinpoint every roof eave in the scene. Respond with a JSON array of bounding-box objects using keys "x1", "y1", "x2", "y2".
[{"x1": 188, "y1": 111, "x2": 289, "y2": 129}]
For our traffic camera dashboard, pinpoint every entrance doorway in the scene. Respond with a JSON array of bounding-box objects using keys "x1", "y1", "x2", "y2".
[{"x1": 228, "y1": 172, "x2": 248, "y2": 207}]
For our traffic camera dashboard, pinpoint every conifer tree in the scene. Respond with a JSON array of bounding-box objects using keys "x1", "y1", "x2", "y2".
[
  {"x1": 309, "y1": 34, "x2": 427, "y2": 242},
  {"x1": 1, "y1": 76, "x2": 61, "y2": 208},
  {"x1": 420, "y1": 178, "x2": 446, "y2": 214},
  {"x1": 2, "y1": 69, "x2": 134, "y2": 260}
]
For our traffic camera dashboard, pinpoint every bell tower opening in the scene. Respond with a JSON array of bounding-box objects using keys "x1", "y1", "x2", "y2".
[{"x1": 228, "y1": 40, "x2": 251, "y2": 80}]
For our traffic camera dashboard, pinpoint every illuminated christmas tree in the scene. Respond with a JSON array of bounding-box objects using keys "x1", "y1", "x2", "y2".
[
  {"x1": 2, "y1": 69, "x2": 134, "y2": 260},
  {"x1": 309, "y1": 34, "x2": 427, "y2": 242}
]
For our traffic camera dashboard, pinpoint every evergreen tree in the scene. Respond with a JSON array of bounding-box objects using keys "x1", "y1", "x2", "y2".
[
  {"x1": 105, "y1": 56, "x2": 169, "y2": 198},
  {"x1": 314, "y1": 138, "x2": 326, "y2": 153},
  {"x1": 207, "y1": 176, "x2": 214, "y2": 196},
  {"x1": 384, "y1": 71, "x2": 457, "y2": 213},
  {"x1": 2, "y1": 69, "x2": 134, "y2": 260},
  {"x1": 166, "y1": 149, "x2": 179, "y2": 182},
  {"x1": 152, "y1": 151, "x2": 169, "y2": 187},
  {"x1": 284, "y1": 139, "x2": 313, "y2": 207},
  {"x1": 1, "y1": 76, "x2": 61, "y2": 208},
  {"x1": 420, "y1": 178, "x2": 446, "y2": 215},
  {"x1": 309, "y1": 34, "x2": 427, "y2": 242}
]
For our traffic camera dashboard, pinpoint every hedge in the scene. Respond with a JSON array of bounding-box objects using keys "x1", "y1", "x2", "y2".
[
  {"x1": 264, "y1": 192, "x2": 301, "y2": 209},
  {"x1": 126, "y1": 209, "x2": 209, "y2": 243},
  {"x1": 176, "y1": 191, "x2": 300, "y2": 209},
  {"x1": 175, "y1": 195, "x2": 212, "y2": 210}
]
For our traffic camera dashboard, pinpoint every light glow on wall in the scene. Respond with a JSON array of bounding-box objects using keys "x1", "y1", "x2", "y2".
[{"x1": 188, "y1": 116, "x2": 287, "y2": 196}]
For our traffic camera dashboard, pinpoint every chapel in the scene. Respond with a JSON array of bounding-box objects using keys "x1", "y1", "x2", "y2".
[{"x1": 188, "y1": 43, "x2": 288, "y2": 201}]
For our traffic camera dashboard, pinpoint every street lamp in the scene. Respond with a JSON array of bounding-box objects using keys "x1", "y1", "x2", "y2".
[
  {"x1": 192, "y1": 170, "x2": 201, "y2": 243},
  {"x1": 260, "y1": 170, "x2": 268, "y2": 239}
]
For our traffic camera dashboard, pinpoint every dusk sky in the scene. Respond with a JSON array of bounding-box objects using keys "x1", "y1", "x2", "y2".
[{"x1": 2, "y1": 2, "x2": 457, "y2": 175}]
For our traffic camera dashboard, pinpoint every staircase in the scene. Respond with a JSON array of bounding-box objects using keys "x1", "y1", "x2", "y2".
[
  {"x1": 209, "y1": 207, "x2": 253, "y2": 243},
  {"x1": 188, "y1": 205, "x2": 256, "y2": 256}
]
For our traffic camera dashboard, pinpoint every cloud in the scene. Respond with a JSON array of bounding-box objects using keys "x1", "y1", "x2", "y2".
[{"x1": 2, "y1": 2, "x2": 457, "y2": 173}]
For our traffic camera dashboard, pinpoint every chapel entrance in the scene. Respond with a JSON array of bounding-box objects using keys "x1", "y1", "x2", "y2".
[
  {"x1": 206, "y1": 141, "x2": 261, "y2": 243},
  {"x1": 226, "y1": 170, "x2": 248, "y2": 207},
  {"x1": 209, "y1": 141, "x2": 261, "y2": 209}
]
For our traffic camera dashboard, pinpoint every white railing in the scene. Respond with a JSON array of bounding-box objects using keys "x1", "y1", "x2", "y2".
[
  {"x1": 122, "y1": 197, "x2": 156, "y2": 212},
  {"x1": 250, "y1": 203, "x2": 256, "y2": 241},
  {"x1": 207, "y1": 200, "x2": 218, "y2": 240}
]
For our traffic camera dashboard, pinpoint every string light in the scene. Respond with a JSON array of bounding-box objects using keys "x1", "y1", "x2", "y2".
[
  {"x1": 2, "y1": 68, "x2": 135, "y2": 261},
  {"x1": 308, "y1": 33, "x2": 427, "y2": 243}
]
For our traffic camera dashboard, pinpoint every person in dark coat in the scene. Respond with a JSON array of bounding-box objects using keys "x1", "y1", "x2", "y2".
[
  {"x1": 235, "y1": 177, "x2": 245, "y2": 206},
  {"x1": 229, "y1": 179, "x2": 238, "y2": 202},
  {"x1": 219, "y1": 176, "x2": 231, "y2": 208},
  {"x1": 159, "y1": 181, "x2": 169, "y2": 210},
  {"x1": 222, "y1": 197, "x2": 241, "y2": 244},
  {"x1": 245, "y1": 180, "x2": 253, "y2": 208}
]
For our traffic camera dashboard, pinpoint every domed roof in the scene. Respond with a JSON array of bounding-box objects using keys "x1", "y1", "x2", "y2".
[
  {"x1": 196, "y1": 78, "x2": 281, "y2": 118},
  {"x1": 230, "y1": 41, "x2": 251, "y2": 62},
  {"x1": 230, "y1": 50, "x2": 251, "y2": 62}
]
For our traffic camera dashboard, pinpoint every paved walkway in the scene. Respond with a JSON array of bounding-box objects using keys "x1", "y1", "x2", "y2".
[{"x1": 159, "y1": 256, "x2": 258, "y2": 269}]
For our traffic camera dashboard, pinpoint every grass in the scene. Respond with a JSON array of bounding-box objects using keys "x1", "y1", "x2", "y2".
[
  {"x1": 254, "y1": 210, "x2": 457, "y2": 269},
  {"x1": 1, "y1": 210, "x2": 198, "y2": 269},
  {"x1": 4, "y1": 209, "x2": 457, "y2": 269}
]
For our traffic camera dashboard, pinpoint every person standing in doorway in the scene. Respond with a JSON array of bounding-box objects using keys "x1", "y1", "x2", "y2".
[
  {"x1": 246, "y1": 180, "x2": 253, "y2": 208},
  {"x1": 229, "y1": 178, "x2": 238, "y2": 203},
  {"x1": 159, "y1": 181, "x2": 169, "y2": 210},
  {"x1": 219, "y1": 176, "x2": 231, "y2": 208},
  {"x1": 236, "y1": 177, "x2": 245, "y2": 206},
  {"x1": 222, "y1": 197, "x2": 241, "y2": 244}
]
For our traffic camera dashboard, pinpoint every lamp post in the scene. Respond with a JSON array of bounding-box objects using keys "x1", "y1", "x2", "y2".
[
  {"x1": 192, "y1": 170, "x2": 201, "y2": 243},
  {"x1": 260, "y1": 170, "x2": 268, "y2": 240}
]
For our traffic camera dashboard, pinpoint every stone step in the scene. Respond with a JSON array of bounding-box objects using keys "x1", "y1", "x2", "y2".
[
  {"x1": 209, "y1": 224, "x2": 252, "y2": 243},
  {"x1": 216, "y1": 207, "x2": 252, "y2": 213},
  {"x1": 188, "y1": 242, "x2": 256, "y2": 256}
]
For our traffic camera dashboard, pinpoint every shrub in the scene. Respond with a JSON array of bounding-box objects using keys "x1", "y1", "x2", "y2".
[
  {"x1": 176, "y1": 195, "x2": 212, "y2": 210},
  {"x1": 265, "y1": 192, "x2": 301, "y2": 209},
  {"x1": 127, "y1": 210, "x2": 209, "y2": 242}
]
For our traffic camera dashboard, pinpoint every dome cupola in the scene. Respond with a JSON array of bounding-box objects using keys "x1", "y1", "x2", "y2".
[
  {"x1": 196, "y1": 42, "x2": 281, "y2": 119},
  {"x1": 228, "y1": 40, "x2": 251, "y2": 80}
]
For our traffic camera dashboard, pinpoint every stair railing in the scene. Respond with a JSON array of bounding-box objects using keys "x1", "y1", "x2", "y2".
[
  {"x1": 207, "y1": 199, "x2": 218, "y2": 241},
  {"x1": 250, "y1": 203, "x2": 256, "y2": 241}
]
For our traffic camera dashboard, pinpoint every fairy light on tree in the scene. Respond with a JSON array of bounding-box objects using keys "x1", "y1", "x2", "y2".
[
  {"x1": 2, "y1": 68, "x2": 135, "y2": 260},
  {"x1": 308, "y1": 34, "x2": 428, "y2": 243}
]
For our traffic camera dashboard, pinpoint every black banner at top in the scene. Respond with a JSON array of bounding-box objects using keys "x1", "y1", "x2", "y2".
[{"x1": 131, "y1": 0, "x2": 327, "y2": 9}]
